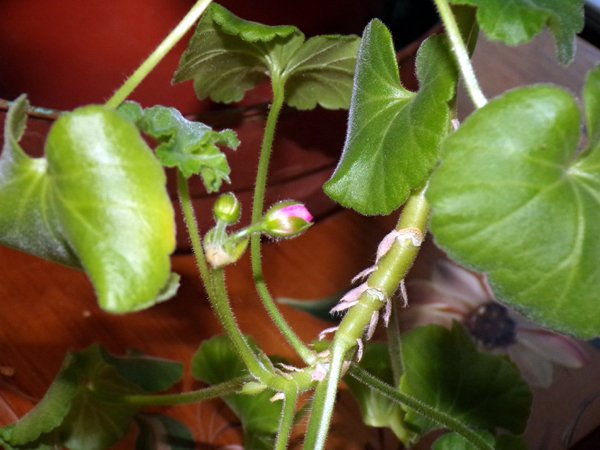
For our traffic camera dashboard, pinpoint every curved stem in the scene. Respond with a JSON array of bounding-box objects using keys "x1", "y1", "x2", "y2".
[
  {"x1": 303, "y1": 188, "x2": 431, "y2": 450},
  {"x1": 274, "y1": 387, "x2": 300, "y2": 450},
  {"x1": 105, "y1": 0, "x2": 213, "y2": 109},
  {"x1": 177, "y1": 172, "x2": 272, "y2": 382},
  {"x1": 249, "y1": 79, "x2": 316, "y2": 364},
  {"x1": 434, "y1": 0, "x2": 487, "y2": 109},
  {"x1": 348, "y1": 365, "x2": 494, "y2": 450},
  {"x1": 117, "y1": 376, "x2": 251, "y2": 407}
]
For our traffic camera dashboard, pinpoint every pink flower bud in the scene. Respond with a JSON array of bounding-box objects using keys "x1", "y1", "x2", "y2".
[{"x1": 262, "y1": 201, "x2": 313, "y2": 238}]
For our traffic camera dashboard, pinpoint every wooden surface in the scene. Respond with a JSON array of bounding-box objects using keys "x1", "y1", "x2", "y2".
[{"x1": 2, "y1": 32, "x2": 600, "y2": 449}]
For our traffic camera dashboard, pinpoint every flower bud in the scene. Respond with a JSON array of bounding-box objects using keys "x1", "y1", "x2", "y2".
[
  {"x1": 261, "y1": 201, "x2": 313, "y2": 239},
  {"x1": 204, "y1": 228, "x2": 249, "y2": 268},
  {"x1": 213, "y1": 192, "x2": 241, "y2": 225}
]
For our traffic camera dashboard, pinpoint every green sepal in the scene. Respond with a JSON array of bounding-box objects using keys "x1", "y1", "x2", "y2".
[
  {"x1": 0, "y1": 96, "x2": 177, "y2": 314},
  {"x1": 428, "y1": 74, "x2": 600, "y2": 338},
  {"x1": 449, "y1": 0, "x2": 584, "y2": 64},
  {"x1": 323, "y1": 21, "x2": 457, "y2": 215},
  {"x1": 120, "y1": 102, "x2": 240, "y2": 191}
]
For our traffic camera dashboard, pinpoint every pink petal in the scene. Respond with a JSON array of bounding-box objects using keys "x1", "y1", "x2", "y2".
[
  {"x1": 507, "y1": 344, "x2": 554, "y2": 388},
  {"x1": 516, "y1": 328, "x2": 590, "y2": 368},
  {"x1": 430, "y1": 261, "x2": 490, "y2": 308}
]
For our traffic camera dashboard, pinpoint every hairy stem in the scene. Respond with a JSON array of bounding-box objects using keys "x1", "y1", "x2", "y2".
[
  {"x1": 178, "y1": 173, "x2": 272, "y2": 382},
  {"x1": 105, "y1": 0, "x2": 213, "y2": 109},
  {"x1": 304, "y1": 188, "x2": 431, "y2": 450},
  {"x1": 117, "y1": 376, "x2": 251, "y2": 407},
  {"x1": 274, "y1": 387, "x2": 300, "y2": 450},
  {"x1": 249, "y1": 79, "x2": 316, "y2": 364},
  {"x1": 434, "y1": 0, "x2": 487, "y2": 108},
  {"x1": 349, "y1": 365, "x2": 494, "y2": 450}
]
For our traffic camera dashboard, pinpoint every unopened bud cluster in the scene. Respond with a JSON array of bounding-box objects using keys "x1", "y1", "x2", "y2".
[{"x1": 204, "y1": 195, "x2": 313, "y2": 268}]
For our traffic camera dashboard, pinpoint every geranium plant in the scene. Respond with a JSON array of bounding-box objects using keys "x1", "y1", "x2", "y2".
[{"x1": 0, "y1": 0, "x2": 596, "y2": 449}]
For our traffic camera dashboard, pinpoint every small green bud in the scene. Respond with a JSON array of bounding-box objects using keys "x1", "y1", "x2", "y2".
[
  {"x1": 261, "y1": 201, "x2": 313, "y2": 239},
  {"x1": 213, "y1": 192, "x2": 241, "y2": 225},
  {"x1": 240, "y1": 381, "x2": 267, "y2": 395}
]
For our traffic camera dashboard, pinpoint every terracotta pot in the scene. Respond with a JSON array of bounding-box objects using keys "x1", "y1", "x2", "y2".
[{"x1": 0, "y1": 0, "x2": 437, "y2": 251}]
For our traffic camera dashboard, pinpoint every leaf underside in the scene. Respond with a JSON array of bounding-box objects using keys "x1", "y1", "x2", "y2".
[
  {"x1": 428, "y1": 76, "x2": 600, "y2": 339},
  {"x1": 0, "y1": 96, "x2": 176, "y2": 313},
  {"x1": 173, "y1": 3, "x2": 359, "y2": 110}
]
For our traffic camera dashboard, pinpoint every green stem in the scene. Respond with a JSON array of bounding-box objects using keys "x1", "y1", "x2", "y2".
[
  {"x1": 348, "y1": 365, "x2": 494, "y2": 450},
  {"x1": 105, "y1": 0, "x2": 213, "y2": 109},
  {"x1": 249, "y1": 79, "x2": 316, "y2": 364},
  {"x1": 117, "y1": 376, "x2": 251, "y2": 407},
  {"x1": 304, "y1": 188, "x2": 431, "y2": 450},
  {"x1": 177, "y1": 171, "x2": 213, "y2": 294},
  {"x1": 210, "y1": 268, "x2": 275, "y2": 381},
  {"x1": 274, "y1": 387, "x2": 300, "y2": 450},
  {"x1": 434, "y1": 0, "x2": 487, "y2": 109},
  {"x1": 177, "y1": 172, "x2": 272, "y2": 382}
]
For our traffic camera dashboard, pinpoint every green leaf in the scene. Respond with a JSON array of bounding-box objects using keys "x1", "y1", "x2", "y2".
[
  {"x1": 0, "y1": 96, "x2": 176, "y2": 313},
  {"x1": 135, "y1": 415, "x2": 196, "y2": 450},
  {"x1": 344, "y1": 343, "x2": 414, "y2": 445},
  {"x1": 428, "y1": 81, "x2": 600, "y2": 338},
  {"x1": 173, "y1": 3, "x2": 304, "y2": 103},
  {"x1": 283, "y1": 35, "x2": 361, "y2": 110},
  {"x1": 124, "y1": 103, "x2": 240, "y2": 191},
  {"x1": 1, "y1": 345, "x2": 183, "y2": 450},
  {"x1": 323, "y1": 21, "x2": 457, "y2": 215},
  {"x1": 496, "y1": 434, "x2": 528, "y2": 450},
  {"x1": 399, "y1": 324, "x2": 531, "y2": 435},
  {"x1": 433, "y1": 431, "x2": 495, "y2": 450},
  {"x1": 173, "y1": 3, "x2": 359, "y2": 110},
  {"x1": 192, "y1": 336, "x2": 282, "y2": 450},
  {"x1": 449, "y1": 0, "x2": 584, "y2": 64},
  {"x1": 0, "y1": 352, "x2": 82, "y2": 446},
  {"x1": 584, "y1": 66, "x2": 600, "y2": 146},
  {"x1": 210, "y1": 3, "x2": 297, "y2": 42},
  {"x1": 0, "y1": 95, "x2": 78, "y2": 266}
]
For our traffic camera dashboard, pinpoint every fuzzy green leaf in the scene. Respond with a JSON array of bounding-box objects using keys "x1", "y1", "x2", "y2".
[
  {"x1": 0, "y1": 97, "x2": 176, "y2": 314},
  {"x1": 428, "y1": 79, "x2": 600, "y2": 338},
  {"x1": 0, "y1": 95, "x2": 78, "y2": 266},
  {"x1": 173, "y1": 3, "x2": 359, "y2": 110},
  {"x1": 400, "y1": 324, "x2": 531, "y2": 435},
  {"x1": 449, "y1": 0, "x2": 584, "y2": 64},
  {"x1": 1, "y1": 346, "x2": 183, "y2": 450},
  {"x1": 344, "y1": 343, "x2": 413, "y2": 445},
  {"x1": 192, "y1": 336, "x2": 282, "y2": 450},
  {"x1": 283, "y1": 35, "x2": 361, "y2": 110},
  {"x1": 125, "y1": 103, "x2": 240, "y2": 191},
  {"x1": 173, "y1": 4, "x2": 304, "y2": 103},
  {"x1": 0, "y1": 353, "x2": 82, "y2": 446},
  {"x1": 323, "y1": 21, "x2": 457, "y2": 215},
  {"x1": 135, "y1": 415, "x2": 196, "y2": 450},
  {"x1": 433, "y1": 431, "x2": 495, "y2": 450}
]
